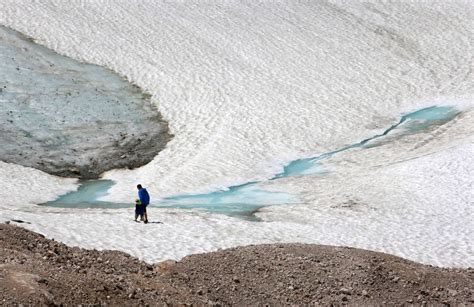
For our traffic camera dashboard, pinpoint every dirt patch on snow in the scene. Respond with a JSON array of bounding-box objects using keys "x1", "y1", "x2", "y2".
[{"x1": 0, "y1": 26, "x2": 171, "y2": 179}]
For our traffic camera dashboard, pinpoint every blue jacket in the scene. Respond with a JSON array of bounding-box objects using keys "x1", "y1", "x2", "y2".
[{"x1": 138, "y1": 188, "x2": 150, "y2": 206}]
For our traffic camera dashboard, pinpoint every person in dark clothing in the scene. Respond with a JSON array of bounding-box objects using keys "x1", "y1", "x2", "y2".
[
  {"x1": 134, "y1": 199, "x2": 145, "y2": 222},
  {"x1": 137, "y1": 184, "x2": 150, "y2": 223}
]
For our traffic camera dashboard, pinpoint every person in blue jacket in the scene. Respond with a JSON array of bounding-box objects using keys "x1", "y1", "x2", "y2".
[{"x1": 137, "y1": 184, "x2": 150, "y2": 223}]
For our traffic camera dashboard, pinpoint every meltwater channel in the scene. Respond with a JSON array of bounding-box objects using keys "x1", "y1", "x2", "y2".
[{"x1": 43, "y1": 106, "x2": 460, "y2": 219}]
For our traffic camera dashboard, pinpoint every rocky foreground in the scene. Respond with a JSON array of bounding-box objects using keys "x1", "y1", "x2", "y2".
[{"x1": 1, "y1": 223, "x2": 473, "y2": 305}]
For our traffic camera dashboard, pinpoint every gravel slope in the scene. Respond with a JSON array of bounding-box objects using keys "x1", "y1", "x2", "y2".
[{"x1": 1, "y1": 223, "x2": 473, "y2": 305}]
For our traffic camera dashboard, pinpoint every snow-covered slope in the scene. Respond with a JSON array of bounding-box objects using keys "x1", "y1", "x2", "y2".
[{"x1": 0, "y1": 1, "x2": 472, "y2": 266}]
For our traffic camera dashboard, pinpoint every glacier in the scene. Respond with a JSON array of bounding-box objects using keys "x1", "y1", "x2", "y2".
[{"x1": 0, "y1": 1, "x2": 473, "y2": 267}]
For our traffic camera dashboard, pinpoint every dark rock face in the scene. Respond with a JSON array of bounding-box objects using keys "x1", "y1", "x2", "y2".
[{"x1": 0, "y1": 26, "x2": 171, "y2": 178}]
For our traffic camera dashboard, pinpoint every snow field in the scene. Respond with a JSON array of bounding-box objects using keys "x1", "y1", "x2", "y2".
[{"x1": 0, "y1": 1, "x2": 473, "y2": 267}]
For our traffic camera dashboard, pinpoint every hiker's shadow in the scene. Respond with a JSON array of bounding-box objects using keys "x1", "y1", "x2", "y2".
[{"x1": 147, "y1": 221, "x2": 163, "y2": 224}]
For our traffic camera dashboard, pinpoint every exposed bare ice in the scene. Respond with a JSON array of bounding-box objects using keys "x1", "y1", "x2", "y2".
[{"x1": 0, "y1": 26, "x2": 171, "y2": 179}]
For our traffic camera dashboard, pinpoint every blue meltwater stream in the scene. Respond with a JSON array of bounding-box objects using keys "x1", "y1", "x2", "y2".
[{"x1": 43, "y1": 106, "x2": 460, "y2": 220}]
